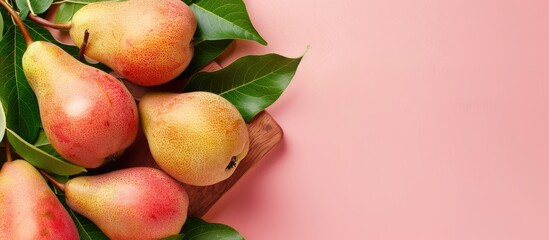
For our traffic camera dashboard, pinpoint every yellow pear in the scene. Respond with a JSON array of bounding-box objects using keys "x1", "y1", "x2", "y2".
[
  {"x1": 69, "y1": 0, "x2": 197, "y2": 86},
  {"x1": 139, "y1": 92, "x2": 250, "y2": 186}
]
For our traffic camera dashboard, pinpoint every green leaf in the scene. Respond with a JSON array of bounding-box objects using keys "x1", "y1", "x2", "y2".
[
  {"x1": 185, "y1": 53, "x2": 303, "y2": 121},
  {"x1": 162, "y1": 235, "x2": 185, "y2": 240},
  {"x1": 33, "y1": 128, "x2": 64, "y2": 159},
  {"x1": 0, "y1": 100, "x2": 5, "y2": 143},
  {"x1": 190, "y1": 0, "x2": 267, "y2": 45},
  {"x1": 6, "y1": 128, "x2": 87, "y2": 176},
  {"x1": 52, "y1": 187, "x2": 109, "y2": 240},
  {"x1": 16, "y1": 0, "x2": 54, "y2": 18},
  {"x1": 33, "y1": 128, "x2": 50, "y2": 147},
  {"x1": 54, "y1": 2, "x2": 85, "y2": 23},
  {"x1": 0, "y1": 5, "x2": 10, "y2": 24},
  {"x1": 15, "y1": 1, "x2": 29, "y2": 19},
  {"x1": 183, "y1": 39, "x2": 233, "y2": 76},
  {"x1": 54, "y1": 0, "x2": 127, "y2": 23},
  {"x1": 180, "y1": 217, "x2": 244, "y2": 240},
  {"x1": 49, "y1": 173, "x2": 69, "y2": 184},
  {"x1": 0, "y1": 9, "x2": 41, "y2": 142},
  {"x1": 0, "y1": 11, "x2": 4, "y2": 42}
]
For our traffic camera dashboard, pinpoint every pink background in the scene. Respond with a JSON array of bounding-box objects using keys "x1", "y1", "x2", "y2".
[{"x1": 204, "y1": 0, "x2": 549, "y2": 239}]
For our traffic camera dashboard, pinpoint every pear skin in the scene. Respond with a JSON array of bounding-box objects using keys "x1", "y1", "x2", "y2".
[
  {"x1": 70, "y1": 0, "x2": 197, "y2": 86},
  {"x1": 0, "y1": 160, "x2": 78, "y2": 240},
  {"x1": 139, "y1": 92, "x2": 250, "y2": 186},
  {"x1": 22, "y1": 41, "x2": 139, "y2": 168},
  {"x1": 65, "y1": 167, "x2": 188, "y2": 240}
]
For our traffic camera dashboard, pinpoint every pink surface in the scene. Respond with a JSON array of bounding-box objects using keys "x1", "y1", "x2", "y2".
[{"x1": 204, "y1": 0, "x2": 549, "y2": 239}]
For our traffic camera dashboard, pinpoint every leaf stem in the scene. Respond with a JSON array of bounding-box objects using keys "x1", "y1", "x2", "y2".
[
  {"x1": 0, "y1": 0, "x2": 33, "y2": 45},
  {"x1": 39, "y1": 169, "x2": 66, "y2": 192},
  {"x1": 5, "y1": 138, "x2": 12, "y2": 163},
  {"x1": 28, "y1": 14, "x2": 72, "y2": 30}
]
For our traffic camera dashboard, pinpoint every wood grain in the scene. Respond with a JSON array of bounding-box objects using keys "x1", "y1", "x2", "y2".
[{"x1": 103, "y1": 62, "x2": 284, "y2": 217}]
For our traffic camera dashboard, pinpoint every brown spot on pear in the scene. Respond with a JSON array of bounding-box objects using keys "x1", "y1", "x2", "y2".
[
  {"x1": 69, "y1": 0, "x2": 197, "y2": 86},
  {"x1": 139, "y1": 92, "x2": 250, "y2": 186}
]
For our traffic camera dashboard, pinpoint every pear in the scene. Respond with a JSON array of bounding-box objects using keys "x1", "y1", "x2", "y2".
[
  {"x1": 65, "y1": 167, "x2": 188, "y2": 240},
  {"x1": 69, "y1": 0, "x2": 197, "y2": 86},
  {"x1": 22, "y1": 41, "x2": 139, "y2": 168},
  {"x1": 0, "y1": 160, "x2": 79, "y2": 240},
  {"x1": 139, "y1": 92, "x2": 250, "y2": 186}
]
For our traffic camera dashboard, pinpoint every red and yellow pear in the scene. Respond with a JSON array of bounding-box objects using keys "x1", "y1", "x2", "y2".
[
  {"x1": 0, "y1": 160, "x2": 79, "y2": 240},
  {"x1": 65, "y1": 167, "x2": 189, "y2": 240},
  {"x1": 69, "y1": 0, "x2": 197, "y2": 86},
  {"x1": 22, "y1": 41, "x2": 139, "y2": 168}
]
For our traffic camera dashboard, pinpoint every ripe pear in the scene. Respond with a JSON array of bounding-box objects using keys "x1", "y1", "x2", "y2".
[
  {"x1": 69, "y1": 0, "x2": 197, "y2": 86},
  {"x1": 0, "y1": 160, "x2": 79, "y2": 240},
  {"x1": 22, "y1": 41, "x2": 139, "y2": 168},
  {"x1": 139, "y1": 92, "x2": 250, "y2": 186},
  {"x1": 65, "y1": 167, "x2": 188, "y2": 240}
]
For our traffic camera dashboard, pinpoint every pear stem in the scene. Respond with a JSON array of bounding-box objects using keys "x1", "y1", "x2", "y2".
[
  {"x1": 5, "y1": 139, "x2": 12, "y2": 163},
  {"x1": 38, "y1": 169, "x2": 66, "y2": 192},
  {"x1": 27, "y1": 14, "x2": 72, "y2": 31},
  {"x1": 78, "y1": 30, "x2": 90, "y2": 61},
  {"x1": 0, "y1": 0, "x2": 33, "y2": 46}
]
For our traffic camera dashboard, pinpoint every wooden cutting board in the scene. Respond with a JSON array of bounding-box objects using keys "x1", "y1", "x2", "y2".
[{"x1": 103, "y1": 63, "x2": 284, "y2": 217}]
